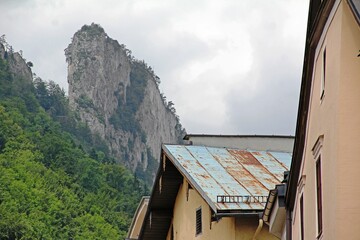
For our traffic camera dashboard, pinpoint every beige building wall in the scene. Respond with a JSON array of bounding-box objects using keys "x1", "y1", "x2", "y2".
[
  {"x1": 168, "y1": 178, "x2": 277, "y2": 240},
  {"x1": 337, "y1": 0, "x2": 360, "y2": 237},
  {"x1": 292, "y1": 1, "x2": 360, "y2": 239},
  {"x1": 167, "y1": 178, "x2": 235, "y2": 240},
  {"x1": 235, "y1": 217, "x2": 277, "y2": 240}
]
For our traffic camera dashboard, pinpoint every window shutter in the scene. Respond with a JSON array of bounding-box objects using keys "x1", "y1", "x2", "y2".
[{"x1": 196, "y1": 207, "x2": 202, "y2": 236}]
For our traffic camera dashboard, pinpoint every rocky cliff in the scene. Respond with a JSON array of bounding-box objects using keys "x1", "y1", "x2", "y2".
[
  {"x1": 65, "y1": 24, "x2": 185, "y2": 181},
  {"x1": 0, "y1": 43, "x2": 33, "y2": 84}
]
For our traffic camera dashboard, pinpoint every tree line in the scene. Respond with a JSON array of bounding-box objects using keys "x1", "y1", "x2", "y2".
[{"x1": 0, "y1": 44, "x2": 148, "y2": 239}]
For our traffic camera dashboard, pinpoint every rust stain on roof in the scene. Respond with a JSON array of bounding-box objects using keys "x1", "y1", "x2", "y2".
[
  {"x1": 230, "y1": 150, "x2": 262, "y2": 166},
  {"x1": 163, "y1": 145, "x2": 291, "y2": 212}
]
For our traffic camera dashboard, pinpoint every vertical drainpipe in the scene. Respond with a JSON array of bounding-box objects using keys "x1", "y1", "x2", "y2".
[
  {"x1": 283, "y1": 171, "x2": 291, "y2": 240},
  {"x1": 286, "y1": 209, "x2": 292, "y2": 240},
  {"x1": 252, "y1": 218, "x2": 263, "y2": 240}
]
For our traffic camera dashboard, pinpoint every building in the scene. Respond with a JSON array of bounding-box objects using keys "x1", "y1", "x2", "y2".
[
  {"x1": 137, "y1": 135, "x2": 293, "y2": 240},
  {"x1": 285, "y1": 0, "x2": 360, "y2": 239},
  {"x1": 126, "y1": 197, "x2": 150, "y2": 240}
]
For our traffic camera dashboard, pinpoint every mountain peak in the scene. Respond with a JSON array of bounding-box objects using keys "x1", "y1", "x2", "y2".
[
  {"x1": 77, "y1": 23, "x2": 106, "y2": 38},
  {"x1": 66, "y1": 24, "x2": 185, "y2": 183}
]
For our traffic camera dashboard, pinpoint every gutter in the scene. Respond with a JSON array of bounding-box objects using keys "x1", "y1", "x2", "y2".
[
  {"x1": 286, "y1": 209, "x2": 292, "y2": 240},
  {"x1": 215, "y1": 212, "x2": 262, "y2": 218},
  {"x1": 252, "y1": 218, "x2": 263, "y2": 240},
  {"x1": 262, "y1": 189, "x2": 277, "y2": 224}
]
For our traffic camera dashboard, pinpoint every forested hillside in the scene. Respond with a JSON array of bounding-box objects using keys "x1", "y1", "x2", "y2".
[{"x1": 0, "y1": 42, "x2": 147, "y2": 239}]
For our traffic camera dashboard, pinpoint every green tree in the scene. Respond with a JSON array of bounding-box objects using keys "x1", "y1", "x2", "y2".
[{"x1": 0, "y1": 43, "x2": 146, "y2": 239}]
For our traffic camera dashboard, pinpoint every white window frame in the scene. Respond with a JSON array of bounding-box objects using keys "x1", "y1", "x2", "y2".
[{"x1": 312, "y1": 135, "x2": 324, "y2": 238}]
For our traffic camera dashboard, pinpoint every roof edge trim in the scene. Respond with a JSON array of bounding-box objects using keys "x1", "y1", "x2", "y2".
[
  {"x1": 348, "y1": 0, "x2": 360, "y2": 24},
  {"x1": 184, "y1": 134, "x2": 295, "y2": 140},
  {"x1": 162, "y1": 145, "x2": 219, "y2": 213}
]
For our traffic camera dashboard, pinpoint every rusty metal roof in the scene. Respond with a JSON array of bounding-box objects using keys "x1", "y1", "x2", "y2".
[
  {"x1": 138, "y1": 144, "x2": 292, "y2": 239},
  {"x1": 163, "y1": 144, "x2": 291, "y2": 212}
]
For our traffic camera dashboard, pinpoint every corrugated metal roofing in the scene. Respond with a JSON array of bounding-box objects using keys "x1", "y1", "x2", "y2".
[{"x1": 163, "y1": 144, "x2": 291, "y2": 211}]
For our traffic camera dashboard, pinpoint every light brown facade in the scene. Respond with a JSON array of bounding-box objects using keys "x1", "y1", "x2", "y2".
[
  {"x1": 167, "y1": 178, "x2": 277, "y2": 240},
  {"x1": 167, "y1": 178, "x2": 236, "y2": 240},
  {"x1": 286, "y1": 0, "x2": 360, "y2": 239}
]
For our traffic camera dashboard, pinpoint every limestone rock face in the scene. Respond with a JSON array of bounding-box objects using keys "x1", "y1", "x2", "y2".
[
  {"x1": 65, "y1": 25, "x2": 131, "y2": 139},
  {"x1": 66, "y1": 24, "x2": 185, "y2": 181},
  {"x1": 137, "y1": 79, "x2": 181, "y2": 158},
  {"x1": 0, "y1": 43, "x2": 33, "y2": 83},
  {"x1": 8, "y1": 52, "x2": 33, "y2": 82}
]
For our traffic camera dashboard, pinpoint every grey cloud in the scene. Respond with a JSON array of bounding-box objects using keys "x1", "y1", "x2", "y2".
[
  {"x1": 0, "y1": 0, "x2": 33, "y2": 8},
  {"x1": 224, "y1": 9, "x2": 305, "y2": 135},
  {"x1": 0, "y1": 0, "x2": 308, "y2": 135}
]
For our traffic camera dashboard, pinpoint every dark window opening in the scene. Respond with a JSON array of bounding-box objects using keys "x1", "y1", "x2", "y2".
[
  {"x1": 300, "y1": 195, "x2": 305, "y2": 240},
  {"x1": 316, "y1": 157, "x2": 323, "y2": 236},
  {"x1": 323, "y1": 48, "x2": 326, "y2": 84},
  {"x1": 170, "y1": 224, "x2": 174, "y2": 240},
  {"x1": 321, "y1": 48, "x2": 326, "y2": 99}
]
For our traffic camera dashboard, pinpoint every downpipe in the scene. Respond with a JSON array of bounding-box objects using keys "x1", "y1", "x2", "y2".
[{"x1": 252, "y1": 219, "x2": 263, "y2": 240}]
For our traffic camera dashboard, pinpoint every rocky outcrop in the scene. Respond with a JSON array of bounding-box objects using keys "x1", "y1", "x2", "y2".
[
  {"x1": 65, "y1": 25, "x2": 130, "y2": 139},
  {"x1": 0, "y1": 43, "x2": 33, "y2": 83},
  {"x1": 137, "y1": 78, "x2": 183, "y2": 158},
  {"x1": 65, "y1": 24, "x2": 185, "y2": 181},
  {"x1": 8, "y1": 52, "x2": 32, "y2": 82}
]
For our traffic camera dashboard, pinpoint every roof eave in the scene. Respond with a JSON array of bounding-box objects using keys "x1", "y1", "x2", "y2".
[
  {"x1": 215, "y1": 210, "x2": 263, "y2": 218},
  {"x1": 285, "y1": 0, "x2": 336, "y2": 210},
  {"x1": 184, "y1": 134, "x2": 295, "y2": 140},
  {"x1": 348, "y1": 0, "x2": 360, "y2": 24},
  {"x1": 137, "y1": 154, "x2": 164, "y2": 240},
  {"x1": 138, "y1": 150, "x2": 183, "y2": 240}
]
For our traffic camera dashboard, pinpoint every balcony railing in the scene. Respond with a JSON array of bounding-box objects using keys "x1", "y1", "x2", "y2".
[{"x1": 217, "y1": 195, "x2": 268, "y2": 203}]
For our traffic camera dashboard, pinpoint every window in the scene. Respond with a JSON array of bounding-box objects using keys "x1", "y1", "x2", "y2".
[
  {"x1": 321, "y1": 48, "x2": 326, "y2": 99},
  {"x1": 300, "y1": 195, "x2": 305, "y2": 240},
  {"x1": 312, "y1": 136, "x2": 324, "y2": 237},
  {"x1": 196, "y1": 207, "x2": 202, "y2": 236},
  {"x1": 316, "y1": 157, "x2": 323, "y2": 236},
  {"x1": 170, "y1": 224, "x2": 174, "y2": 240}
]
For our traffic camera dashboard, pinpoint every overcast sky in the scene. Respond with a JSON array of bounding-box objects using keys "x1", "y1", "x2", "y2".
[{"x1": 0, "y1": 0, "x2": 309, "y2": 135}]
